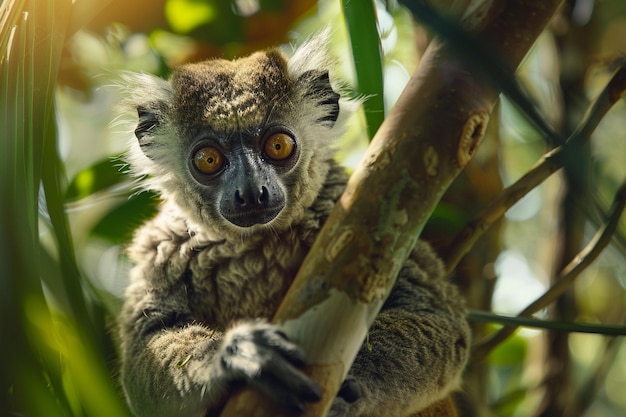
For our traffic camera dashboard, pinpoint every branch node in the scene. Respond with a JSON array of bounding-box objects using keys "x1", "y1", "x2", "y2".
[
  {"x1": 325, "y1": 227, "x2": 355, "y2": 263},
  {"x1": 457, "y1": 111, "x2": 489, "y2": 168},
  {"x1": 424, "y1": 146, "x2": 439, "y2": 176}
]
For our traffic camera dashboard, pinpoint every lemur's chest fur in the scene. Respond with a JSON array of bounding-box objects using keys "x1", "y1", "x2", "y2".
[
  {"x1": 131, "y1": 209, "x2": 319, "y2": 327},
  {"x1": 186, "y1": 227, "x2": 315, "y2": 328}
]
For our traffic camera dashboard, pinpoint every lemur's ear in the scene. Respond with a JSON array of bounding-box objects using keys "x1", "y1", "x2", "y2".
[
  {"x1": 297, "y1": 70, "x2": 340, "y2": 127},
  {"x1": 119, "y1": 71, "x2": 173, "y2": 150},
  {"x1": 135, "y1": 105, "x2": 161, "y2": 144},
  {"x1": 286, "y1": 28, "x2": 360, "y2": 132}
]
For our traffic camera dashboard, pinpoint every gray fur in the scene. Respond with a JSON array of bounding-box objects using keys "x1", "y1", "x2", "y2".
[{"x1": 118, "y1": 32, "x2": 470, "y2": 417}]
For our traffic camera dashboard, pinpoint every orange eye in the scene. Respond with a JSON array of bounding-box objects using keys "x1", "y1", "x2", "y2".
[
  {"x1": 264, "y1": 133, "x2": 295, "y2": 161},
  {"x1": 193, "y1": 146, "x2": 224, "y2": 174}
]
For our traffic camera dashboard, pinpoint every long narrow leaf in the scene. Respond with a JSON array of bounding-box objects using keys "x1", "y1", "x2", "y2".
[
  {"x1": 1, "y1": 1, "x2": 132, "y2": 416},
  {"x1": 1, "y1": 3, "x2": 67, "y2": 417},
  {"x1": 341, "y1": 0, "x2": 385, "y2": 140}
]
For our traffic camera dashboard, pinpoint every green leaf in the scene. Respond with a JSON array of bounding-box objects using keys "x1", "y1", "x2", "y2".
[
  {"x1": 65, "y1": 156, "x2": 128, "y2": 201},
  {"x1": 485, "y1": 325, "x2": 528, "y2": 366},
  {"x1": 1, "y1": 2, "x2": 134, "y2": 416},
  {"x1": 342, "y1": 0, "x2": 385, "y2": 140},
  {"x1": 165, "y1": 0, "x2": 218, "y2": 33},
  {"x1": 91, "y1": 191, "x2": 159, "y2": 244},
  {"x1": 427, "y1": 202, "x2": 469, "y2": 233}
]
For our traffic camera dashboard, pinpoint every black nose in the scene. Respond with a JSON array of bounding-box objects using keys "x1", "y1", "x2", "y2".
[{"x1": 234, "y1": 185, "x2": 269, "y2": 207}]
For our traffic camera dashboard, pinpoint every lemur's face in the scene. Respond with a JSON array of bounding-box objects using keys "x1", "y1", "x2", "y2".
[{"x1": 130, "y1": 49, "x2": 342, "y2": 235}]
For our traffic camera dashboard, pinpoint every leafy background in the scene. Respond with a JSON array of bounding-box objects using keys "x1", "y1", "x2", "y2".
[{"x1": 2, "y1": 0, "x2": 626, "y2": 416}]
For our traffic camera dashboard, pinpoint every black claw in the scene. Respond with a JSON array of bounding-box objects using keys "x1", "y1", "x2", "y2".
[
  {"x1": 304, "y1": 381, "x2": 323, "y2": 402},
  {"x1": 291, "y1": 401, "x2": 306, "y2": 414},
  {"x1": 338, "y1": 378, "x2": 362, "y2": 403}
]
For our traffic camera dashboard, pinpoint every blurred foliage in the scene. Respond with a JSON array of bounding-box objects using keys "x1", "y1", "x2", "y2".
[
  {"x1": 2, "y1": 0, "x2": 626, "y2": 417},
  {"x1": 65, "y1": 157, "x2": 127, "y2": 201},
  {"x1": 1, "y1": 1, "x2": 132, "y2": 417}
]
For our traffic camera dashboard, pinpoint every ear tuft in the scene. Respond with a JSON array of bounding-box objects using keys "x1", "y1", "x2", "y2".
[
  {"x1": 286, "y1": 28, "x2": 360, "y2": 133},
  {"x1": 286, "y1": 28, "x2": 335, "y2": 80},
  {"x1": 114, "y1": 72, "x2": 177, "y2": 189},
  {"x1": 135, "y1": 105, "x2": 161, "y2": 144},
  {"x1": 298, "y1": 70, "x2": 340, "y2": 127}
]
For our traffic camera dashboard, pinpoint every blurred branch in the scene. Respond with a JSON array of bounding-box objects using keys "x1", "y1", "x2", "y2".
[
  {"x1": 468, "y1": 309, "x2": 626, "y2": 336},
  {"x1": 443, "y1": 62, "x2": 626, "y2": 275},
  {"x1": 473, "y1": 175, "x2": 626, "y2": 359}
]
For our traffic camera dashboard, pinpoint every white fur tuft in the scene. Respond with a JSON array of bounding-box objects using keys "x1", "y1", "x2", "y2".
[
  {"x1": 286, "y1": 28, "x2": 361, "y2": 146},
  {"x1": 114, "y1": 72, "x2": 179, "y2": 195},
  {"x1": 286, "y1": 27, "x2": 335, "y2": 79}
]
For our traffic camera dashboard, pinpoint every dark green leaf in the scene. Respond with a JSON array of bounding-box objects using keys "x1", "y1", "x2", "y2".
[
  {"x1": 342, "y1": 0, "x2": 385, "y2": 140},
  {"x1": 91, "y1": 191, "x2": 159, "y2": 244},
  {"x1": 66, "y1": 157, "x2": 128, "y2": 201}
]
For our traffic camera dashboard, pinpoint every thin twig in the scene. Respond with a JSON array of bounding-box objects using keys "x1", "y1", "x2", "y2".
[
  {"x1": 443, "y1": 62, "x2": 626, "y2": 276},
  {"x1": 468, "y1": 309, "x2": 626, "y2": 336},
  {"x1": 472, "y1": 177, "x2": 626, "y2": 360}
]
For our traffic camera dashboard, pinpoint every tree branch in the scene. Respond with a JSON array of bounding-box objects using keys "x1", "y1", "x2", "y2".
[{"x1": 220, "y1": 1, "x2": 563, "y2": 416}]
